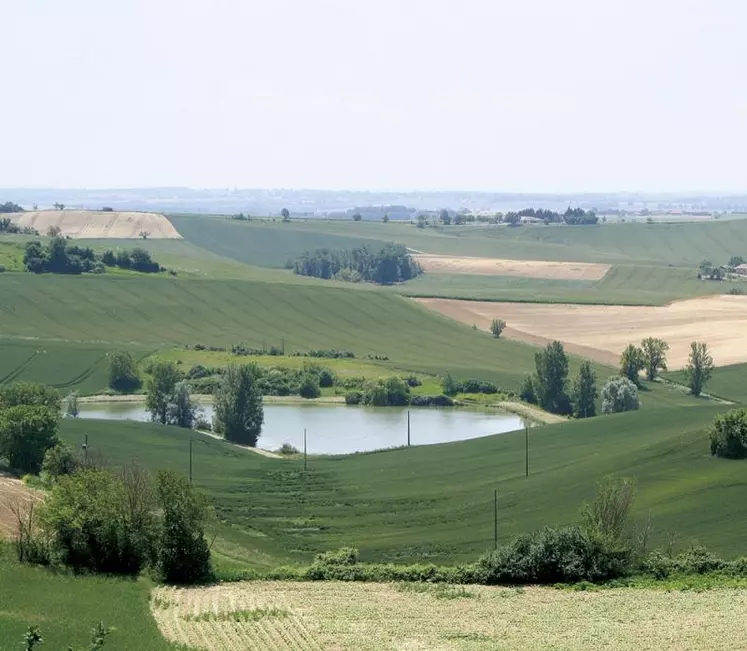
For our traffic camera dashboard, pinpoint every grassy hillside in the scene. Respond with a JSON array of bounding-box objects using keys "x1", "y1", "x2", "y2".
[
  {"x1": 666, "y1": 363, "x2": 747, "y2": 404},
  {"x1": 0, "y1": 545, "x2": 174, "y2": 651},
  {"x1": 171, "y1": 216, "x2": 747, "y2": 267},
  {"x1": 0, "y1": 274, "x2": 601, "y2": 390},
  {"x1": 59, "y1": 402, "x2": 744, "y2": 567},
  {"x1": 400, "y1": 265, "x2": 721, "y2": 305}
]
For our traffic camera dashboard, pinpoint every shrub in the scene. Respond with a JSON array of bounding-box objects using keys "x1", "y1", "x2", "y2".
[
  {"x1": 345, "y1": 391, "x2": 363, "y2": 405},
  {"x1": 0, "y1": 382, "x2": 61, "y2": 411},
  {"x1": 0, "y1": 405, "x2": 59, "y2": 474},
  {"x1": 194, "y1": 417, "x2": 212, "y2": 431},
  {"x1": 0, "y1": 264, "x2": 5, "y2": 273},
  {"x1": 317, "y1": 368, "x2": 336, "y2": 388},
  {"x1": 108, "y1": 351, "x2": 141, "y2": 392},
  {"x1": 458, "y1": 378, "x2": 498, "y2": 394},
  {"x1": 41, "y1": 441, "x2": 79, "y2": 481},
  {"x1": 601, "y1": 376, "x2": 640, "y2": 414},
  {"x1": 580, "y1": 475, "x2": 635, "y2": 542},
  {"x1": 709, "y1": 408, "x2": 747, "y2": 459},
  {"x1": 519, "y1": 376, "x2": 536, "y2": 404},
  {"x1": 475, "y1": 525, "x2": 631, "y2": 584},
  {"x1": 278, "y1": 443, "x2": 299, "y2": 455},
  {"x1": 299, "y1": 375, "x2": 322, "y2": 399},
  {"x1": 403, "y1": 375, "x2": 422, "y2": 387},
  {"x1": 441, "y1": 371, "x2": 458, "y2": 397},
  {"x1": 409, "y1": 395, "x2": 454, "y2": 407}
]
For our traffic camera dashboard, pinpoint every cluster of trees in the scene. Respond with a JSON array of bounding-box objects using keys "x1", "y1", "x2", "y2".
[
  {"x1": 0, "y1": 216, "x2": 37, "y2": 235},
  {"x1": 503, "y1": 207, "x2": 599, "y2": 226},
  {"x1": 290, "y1": 243, "x2": 423, "y2": 284},
  {"x1": 23, "y1": 238, "x2": 162, "y2": 275},
  {"x1": 710, "y1": 409, "x2": 747, "y2": 459},
  {"x1": 699, "y1": 256, "x2": 746, "y2": 281},
  {"x1": 101, "y1": 247, "x2": 161, "y2": 273},
  {"x1": 0, "y1": 201, "x2": 23, "y2": 213}
]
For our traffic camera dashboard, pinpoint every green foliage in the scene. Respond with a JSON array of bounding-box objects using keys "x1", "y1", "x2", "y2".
[
  {"x1": 362, "y1": 377, "x2": 411, "y2": 406},
  {"x1": 298, "y1": 375, "x2": 321, "y2": 399},
  {"x1": 698, "y1": 259, "x2": 724, "y2": 280},
  {"x1": 519, "y1": 376, "x2": 536, "y2": 404},
  {"x1": 684, "y1": 341, "x2": 714, "y2": 396},
  {"x1": 41, "y1": 441, "x2": 79, "y2": 481},
  {"x1": 640, "y1": 337, "x2": 669, "y2": 381},
  {"x1": 533, "y1": 341, "x2": 571, "y2": 415},
  {"x1": 580, "y1": 475, "x2": 635, "y2": 542},
  {"x1": 166, "y1": 380, "x2": 198, "y2": 428},
  {"x1": 213, "y1": 365, "x2": 264, "y2": 446},
  {"x1": 101, "y1": 247, "x2": 160, "y2": 272},
  {"x1": 292, "y1": 243, "x2": 422, "y2": 284},
  {"x1": 0, "y1": 382, "x2": 61, "y2": 411},
  {"x1": 317, "y1": 368, "x2": 335, "y2": 388},
  {"x1": 440, "y1": 371, "x2": 458, "y2": 397},
  {"x1": 345, "y1": 390, "x2": 363, "y2": 405},
  {"x1": 572, "y1": 361, "x2": 597, "y2": 418},
  {"x1": 709, "y1": 408, "x2": 747, "y2": 459},
  {"x1": 476, "y1": 525, "x2": 630, "y2": 584},
  {"x1": 728, "y1": 255, "x2": 745, "y2": 268},
  {"x1": 64, "y1": 391, "x2": 80, "y2": 418},
  {"x1": 107, "y1": 351, "x2": 141, "y2": 393},
  {"x1": 0, "y1": 200, "x2": 23, "y2": 213},
  {"x1": 23, "y1": 237, "x2": 102, "y2": 274},
  {"x1": 456, "y1": 378, "x2": 498, "y2": 394},
  {"x1": 155, "y1": 469, "x2": 213, "y2": 584},
  {"x1": 0, "y1": 405, "x2": 59, "y2": 474},
  {"x1": 619, "y1": 344, "x2": 645, "y2": 385},
  {"x1": 601, "y1": 376, "x2": 640, "y2": 414},
  {"x1": 490, "y1": 319, "x2": 506, "y2": 338},
  {"x1": 145, "y1": 361, "x2": 182, "y2": 424}
]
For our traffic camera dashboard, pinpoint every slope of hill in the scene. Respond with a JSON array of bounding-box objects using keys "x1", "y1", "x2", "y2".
[{"x1": 6, "y1": 210, "x2": 181, "y2": 239}]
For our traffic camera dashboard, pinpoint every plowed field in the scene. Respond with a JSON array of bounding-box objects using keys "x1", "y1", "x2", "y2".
[
  {"x1": 6, "y1": 210, "x2": 181, "y2": 239},
  {"x1": 413, "y1": 254, "x2": 610, "y2": 280}
]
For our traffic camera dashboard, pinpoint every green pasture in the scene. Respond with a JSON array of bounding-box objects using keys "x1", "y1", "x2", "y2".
[
  {"x1": 666, "y1": 363, "x2": 747, "y2": 404},
  {"x1": 58, "y1": 401, "x2": 742, "y2": 569},
  {"x1": 0, "y1": 545, "x2": 175, "y2": 651}
]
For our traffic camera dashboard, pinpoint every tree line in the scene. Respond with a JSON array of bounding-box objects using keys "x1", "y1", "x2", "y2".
[
  {"x1": 289, "y1": 243, "x2": 422, "y2": 284},
  {"x1": 23, "y1": 238, "x2": 163, "y2": 275}
]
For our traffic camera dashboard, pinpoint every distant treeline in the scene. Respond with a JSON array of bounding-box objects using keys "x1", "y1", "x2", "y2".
[
  {"x1": 0, "y1": 201, "x2": 23, "y2": 213},
  {"x1": 23, "y1": 237, "x2": 163, "y2": 275},
  {"x1": 504, "y1": 207, "x2": 599, "y2": 225},
  {"x1": 288, "y1": 243, "x2": 422, "y2": 284}
]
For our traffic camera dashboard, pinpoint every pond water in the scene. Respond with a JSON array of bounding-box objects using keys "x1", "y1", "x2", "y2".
[{"x1": 77, "y1": 402, "x2": 531, "y2": 455}]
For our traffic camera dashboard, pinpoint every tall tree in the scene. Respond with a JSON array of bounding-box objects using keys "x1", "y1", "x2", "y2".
[
  {"x1": 640, "y1": 337, "x2": 669, "y2": 381},
  {"x1": 684, "y1": 341, "x2": 714, "y2": 396},
  {"x1": 146, "y1": 362, "x2": 181, "y2": 425},
  {"x1": 572, "y1": 361, "x2": 598, "y2": 418},
  {"x1": 213, "y1": 365, "x2": 264, "y2": 446},
  {"x1": 281, "y1": 208, "x2": 290, "y2": 221},
  {"x1": 601, "y1": 377, "x2": 640, "y2": 414},
  {"x1": 439, "y1": 209, "x2": 451, "y2": 225},
  {"x1": 108, "y1": 351, "x2": 141, "y2": 392},
  {"x1": 533, "y1": 341, "x2": 571, "y2": 415},
  {"x1": 619, "y1": 344, "x2": 645, "y2": 385}
]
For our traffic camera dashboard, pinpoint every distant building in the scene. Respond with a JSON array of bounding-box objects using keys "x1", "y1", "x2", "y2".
[
  {"x1": 520, "y1": 215, "x2": 543, "y2": 224},
  {"x1": 735, "y1": 264, "x2": 747, "y2": 276}
]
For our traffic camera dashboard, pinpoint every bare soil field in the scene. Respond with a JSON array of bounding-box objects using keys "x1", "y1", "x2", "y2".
[
  {"x1": 6, "y1": 210, "x2": 182, "y2": 239},
  {"x1": 417, "y1": 295, "x2": 747, "y2": 368},
  {"x1": 0, "y1": 473, "x2": 42, "y2": 540},
  {"x1": 151, "y1": 581, "x2": 747, "y2": 651},
  {"x1": 413, "y1": 254, "x2": 610, "y2": 280}
]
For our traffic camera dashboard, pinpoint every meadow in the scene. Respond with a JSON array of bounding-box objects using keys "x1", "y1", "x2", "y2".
[
  {"x1": 57, "y1": 396, "x2": 741, "y2": 568},
  {"x1": 666, "y1": 362, "x2": 747, "y2": 403},
  {"x1": 0, "y1": 545, "x2": 176, "y2": 651}
]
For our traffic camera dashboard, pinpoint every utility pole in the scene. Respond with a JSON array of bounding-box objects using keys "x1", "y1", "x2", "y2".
[
  {"x1": 525, "y1": 426, "x2": 529, "y2": 478},
  {"x1": 83, "y1": 433, "x2": 88, "y2": 464},
  {"x1": 493, "y1": 489, "x2": 498, "y2": 550},
  {"x1": 189, "y1": 438, "x2": 193, "y2": 484},
  {"x1": 407, "y1": 411, "x2": 411, "y2": 447},
  {"x1": 303, "y1": 428, "x2": 307, "y2": 472}
]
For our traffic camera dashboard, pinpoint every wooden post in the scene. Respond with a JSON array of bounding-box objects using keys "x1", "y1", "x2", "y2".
[
  {"x1": 407, "y1": 411, "x2": 411, "y2": 447},
  {"x1": 189, "y1": 438, "x2": 193, "y2": 484},
  {"x1": 525, "y1": 426, "x2": 529, "y2": 478},
  {"x1": 493, "y1": 489, "x2": 498, "y2": 550},
  {"x1": 304, "y1": 428, "x2": 307, "y2": 472}
]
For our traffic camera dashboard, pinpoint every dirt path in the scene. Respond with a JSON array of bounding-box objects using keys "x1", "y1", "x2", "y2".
[
  {"x1": 0, "y1": 473, "x2": 43, "y2": 540},
  {"x1": 417, "y1": 295, "x2": 747, "y2": 369}
]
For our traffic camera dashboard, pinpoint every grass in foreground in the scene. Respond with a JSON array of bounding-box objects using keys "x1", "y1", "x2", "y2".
[
  {"x1": 58, "y1": 400, "x2": 744, "y2": 567},
  {"x1": 0, "y1": 545, "x2": 176, "y2": 651},
  {"x1": 151, "y1": 580, "x2": 747, "y2": 651}
]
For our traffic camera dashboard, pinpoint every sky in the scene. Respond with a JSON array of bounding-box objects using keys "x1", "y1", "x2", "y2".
[{"x1": 2, "y1": 0, "x2": 746, "y2": 192}]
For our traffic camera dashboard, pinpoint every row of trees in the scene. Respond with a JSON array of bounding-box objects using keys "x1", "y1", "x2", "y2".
[
  {"x1": 503, "y1": 207, "x2": 599, "y2": 226},
  {"x1": 23, "y1": 238, "x2": 163, "y2": 275},
  {"x1": 0, "y1": 201, "x2": 23, "y2": 213},
  {"x1": 290, "y1": 243, "x2": 422, "y2": 284}
]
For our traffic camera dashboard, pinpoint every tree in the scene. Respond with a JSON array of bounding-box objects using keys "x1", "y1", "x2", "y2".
[
  {"x1": 108, "y1": 351, "x2": 141, "y2": 392},
  {"x1": 352, "y1": 213, "x2": 362, "y2": 221},
  {"x1": 64, "y1": 391, "x2": 79, "y2": 418},
  {"x1": 504, "y1": 213, "x2": 521, "y2": 226},
  {"x1": 213, "y1": 365, "x2": 264, "y2": 446},
  {"x1": 416, "y1": 215, "x2": 427, "y2": 229},
  {"x1": 281, "y1": 208, "x2": 290, "y2": 221},
  {"x1": 382, "y1": 213, "x2": 389, "y2": 223},
  {"x1": 640, "y1": 337, "x2": 669, "y2": 381},
  {"x1": 533, "y1": 341, "x2": 571, "y2": 415},
  {"x1": 490, "y1": 319, "x2": 506, "y2": 338},
  {"x1": 41, "y1": 441, "x2": 78, "y2": 480},
  {"x1": 166, "y1": 380, "x2": 198, "y2": 428},
  {"x1": 729, "y1": 255, "x2": 745, "y2": 269},
  {"x1": 146, "y1": 361, "x2": 182, "y2": 425},
  {"x1": 709, "y1": 408, "x2": 747, "y2": 459},
  {"x1": 439, "y1": 209, "x2": 451, "y2": 225},
  {"x1": 0, "y1": 405, "x2": 59, "y2": 474},
  {"x1": 299, "y1": 375, "x2": 321, "y2": 399},
  {"x1": 155, "y1": 469, "x2": 213, "y2": 584},
  {"x1": 619, "y1": 344, "x2": 645, "y2": 385},
  {"x1": 581, "y1": 475, "x2": 635, "y2": 542},
  {"x1": 572, "y1": 361, "x2": 597, "y2": 418},
  {"x1": 520, "y1": 376, "x2": 536, "y2": 404},
  {"x1": 0, "y1": 382, "x2": 61, "y2": 411},
  {"x1": 684, "y1": 341, "x2": 714, "y2": 396},
  {"x1": 441, "y1": 371, "x2": 459, "y2": 396},
  {"x1": 601, "y1": 376, "x2": 640, "y2": 414}
]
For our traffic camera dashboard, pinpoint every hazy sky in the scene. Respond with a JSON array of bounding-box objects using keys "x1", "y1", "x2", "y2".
[{"x1": 2, "y1": 0, "x2": 746, "y2": 191}]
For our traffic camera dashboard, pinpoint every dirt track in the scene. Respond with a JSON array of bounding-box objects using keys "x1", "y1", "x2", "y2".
[
  {"x1": 6, "y1": 210, "x2": 182, "y2": 239},
  {"x1": 413, "y1": 254, "x2": 610, "y2": 280},
  {"x1": 0, "y1": 473, "x2": 42, "y2": 540},
  {"x1": 416, "y1": 295, "x2": 747, "y2": 369}
]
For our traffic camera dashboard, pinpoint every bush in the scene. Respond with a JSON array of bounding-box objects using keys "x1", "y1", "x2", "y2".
[
  {"x1": 362, "y1": 377, "x2": 410, "y2": 406},
  {"x1": 345, "y1": 391, "x2": 363, "y2": 405},
  {"x1": 409, "y1": 395, "x2": 454, "y2": 407},
  {"x1": 108, "y1": 351, "x2": 141, "y2": 392},
  {"x1": 194, "y1": 417, "x2": 212, "y2": 431},
  {"x1": 317, "y1": 368, "x2": 336, "y2": 388},
  {"x1": 441, "y1": 371, "x2": 458, "y2": 397},
  {"x1": 601, "y1": 376, "x2": 640, "y2": 414},
  {"x1": 475, "y1": 525, "x2": 631, "y2": 585},
  {"x1": 490, "y1": 319, "x2": 506, "y2": 337},
  {"x1": 278, "y1": 443, "x2": 299, "y2": 455},
  {"x1": 0, "y1": 405, "x2": 60, "y2": 474},
  {"x1": 709, "y1": 408, "x2": 747, "y2": 459},
  {"x1": 41, "y1": 441, "x2": 79, "y2": 481},
  {"x1": 299, "y1": 375, "x2": 322, "y2": 399},
  {"x1": 0, "y1": 382, "x2": 61, "y2": 411},
  {"x1": 458, "y1": 378, "x2": 498, "y2": 394},
  {"x1": 519, "y1": 376, "x2": 536, "y2": 404},
  {"x1": 403, "y1": 375, "x2": 422, "y2": 387}
]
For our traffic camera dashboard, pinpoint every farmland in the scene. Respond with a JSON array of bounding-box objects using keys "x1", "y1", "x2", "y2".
[
  {"x1": 6, "y1": 210, "x2": 181, "y2": 239},
  {"x1": 152, "y1": 581, "x2": 747, "y2": 651}
]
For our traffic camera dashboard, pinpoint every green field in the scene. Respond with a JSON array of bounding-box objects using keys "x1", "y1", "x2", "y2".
[
  {"x1": 57, "y1": 398, "x2": 743, "y2": 568},
  {"x1": 400, "y1": 264, "x2": 723, "y2": 305},
  {"x1": 171, "y1": 217, "x2": 747, "y2": 267},
  {"x1": 0, "y1": 273, "x2": 612, "y2": 392},
  {"x1": 0, "y1": 545, "x2": 175, "y2": 651},
  {"x1": 666, "y1": 363, "x2": 747, "y2": 404}
]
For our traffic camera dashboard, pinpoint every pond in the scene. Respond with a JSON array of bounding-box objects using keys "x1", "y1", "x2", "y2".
[{"x1": 77, "y1": 402, "x2": 531, "y2": 455}]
